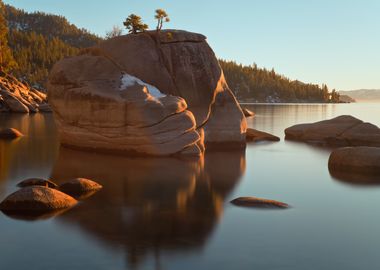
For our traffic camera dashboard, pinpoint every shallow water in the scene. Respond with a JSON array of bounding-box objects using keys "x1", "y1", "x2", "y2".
[{"x1": 0, "y1": 103, "x2": 380, "y2": 270}]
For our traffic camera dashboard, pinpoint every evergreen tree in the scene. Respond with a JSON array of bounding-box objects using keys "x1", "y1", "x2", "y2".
[
  {"x1": 155, "y1": 9, "x2": 170, "y2": 31},
  {"x1": 0, "y1": 0, "x2": 17, "y2": 72},
  {"x1": 123, "y1": 14, "x2": 148, "y2": 34}
]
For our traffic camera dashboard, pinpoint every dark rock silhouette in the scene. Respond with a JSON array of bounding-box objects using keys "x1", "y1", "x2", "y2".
[
  {"x1": 246, "y1": 128, "x2": 280, "y2": 143},
  {"x1": 231, "y1": 197, "x2": 289, "y2": 209},
  {"x1": 0, "y1": 128, "x2": 23, "y2": 139}
]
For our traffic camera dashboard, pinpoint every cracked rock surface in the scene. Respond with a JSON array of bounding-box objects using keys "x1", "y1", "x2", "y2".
[{"x1": 48, "y1": 30, "x2": 246, "y2": 156}]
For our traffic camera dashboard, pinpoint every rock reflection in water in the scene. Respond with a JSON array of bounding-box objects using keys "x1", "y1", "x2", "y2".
[{"x1": 50, "y1": 147, "x2": 245, "y2": 268}]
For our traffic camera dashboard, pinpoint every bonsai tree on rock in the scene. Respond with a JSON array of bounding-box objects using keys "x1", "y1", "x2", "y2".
[
  {"x1": 155, "y1": 9, "x2": 170, "y2": 31},
  {"x1": 123, "y1": 14, "x2": 148, "y2": 34}
]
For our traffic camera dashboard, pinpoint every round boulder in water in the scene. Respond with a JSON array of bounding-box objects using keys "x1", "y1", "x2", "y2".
[
  {"x1": 0, "y1": 128, "x2": 23, "y2": 139},
  {"x1": 17, "y1": 178, "x2": 58, "y2": 189},
  {"x1": 0, "y1": 186, "x2": 77, "y2": 213},
  {"x1": 59, "y1": 178, "x2": 103, "y2": 198},
  {"x1": 231, "y1": 197, "x2": 289, "y2": 209}
]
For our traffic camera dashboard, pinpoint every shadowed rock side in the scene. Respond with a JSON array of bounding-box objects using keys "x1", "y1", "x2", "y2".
[
  {"x1": 285, "y1": 115, "x2": 380, "y2": 147},
  {"x1": 0, "y1": 70, "x2": 50, "y2": 113},
  {"x1": 329, "y1": 147, "x2": 380, "y2": 177},
  {"x1": 17, "y1": 178, "x2": 58, "y2": 188},
  {"x1": 246, "y1": 128, "x2": 280, "y2": 143},
  {"x1": 49, "y1": 147, "x2": 245, "y2": 268},
  {"x1": 48, "y1": 30, "x2": 246, "y2": 155}
]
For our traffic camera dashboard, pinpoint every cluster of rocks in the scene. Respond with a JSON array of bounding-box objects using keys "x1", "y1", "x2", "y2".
[
  {"x1": 0, "y1": 70, "x2": 51, "y2": 113},
  {"x1": 0, "y1": 177, "x2": 102, "y2": 219},
  {"x1": 285, "y1": 115, "x2": 380, "y2": 180}
]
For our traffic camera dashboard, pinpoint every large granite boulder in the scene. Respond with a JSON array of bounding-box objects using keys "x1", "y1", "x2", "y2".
[
  {"x1": 0, "y1": 70, "x2": 50, "y2": 113},
  {"x1": 48, "y1": 30, "x2": 246, "y2": 155},
  {"x1": 329, "y1": 147, "x2": 380, "y2": 175},
  {"x1": 0, "y1": 186, "x2": 77, "y2": 212},
  {"x1": 285, "y1": 115, "x2": 380, "y2": 147}
]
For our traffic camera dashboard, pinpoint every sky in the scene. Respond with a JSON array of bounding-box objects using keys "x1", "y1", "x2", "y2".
[{"x1": 4, "y1": 0, "x2": 380, "y2": 90}]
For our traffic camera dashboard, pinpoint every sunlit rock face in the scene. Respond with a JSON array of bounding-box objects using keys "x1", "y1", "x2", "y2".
[
  {"x1": 47, "y1": 30, "x2": 246, "y2": 155},
  {"x1": 0, "y1": 71, "x2": 49, "y2": 113}
]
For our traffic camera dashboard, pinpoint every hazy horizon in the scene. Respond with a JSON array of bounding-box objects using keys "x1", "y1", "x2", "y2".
[{"x1": 4, "y1": 0, "x2": 380, "y2": 91}]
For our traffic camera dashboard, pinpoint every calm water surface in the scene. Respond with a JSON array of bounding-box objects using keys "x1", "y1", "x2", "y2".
[{"x1": 0, "y1": 103, "x2": 380, "y2": 270}]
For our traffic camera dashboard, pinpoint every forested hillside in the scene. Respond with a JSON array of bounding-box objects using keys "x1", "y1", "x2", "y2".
[
  {"x1": 3, "y1": 4, "x2": 101, "y2": 88},
  {"x1": 1, "y1": 2, "x2": 340, "y2": 102},
  {"x1": 220, "y1": 60, "x2": 340, "y2": 103}
]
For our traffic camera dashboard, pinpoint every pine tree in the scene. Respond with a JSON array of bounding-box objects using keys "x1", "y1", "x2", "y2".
[
  {"x1": 0, "y1": 0, "x2": 17, "y2": 72},
  {"x1": 155, "y1": 9, "x2": 170, "y2": 31},
  {"x1": 123, "y1": 14, "x2": 148, "y2": 34}
]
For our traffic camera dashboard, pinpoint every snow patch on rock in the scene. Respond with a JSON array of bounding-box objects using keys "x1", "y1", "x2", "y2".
[{"x1": 120, "y1": 73, "x2": 166, "y2": 98}]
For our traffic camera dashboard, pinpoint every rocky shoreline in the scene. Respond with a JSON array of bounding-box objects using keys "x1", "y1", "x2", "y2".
[{"x1": 0, "y1": 70, "x2": 51, "y2": 113}]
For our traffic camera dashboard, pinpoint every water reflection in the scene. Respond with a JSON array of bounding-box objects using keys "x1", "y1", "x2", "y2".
[
  {"x1": 330, "y1": 170, "x2": 380, "y2": 187},
  {"x1": 50, "y1": 147, "x2": 246, "y2": 268},
  {"x1": 0, "y1": 114, "x2": 59, "y2": 195}
]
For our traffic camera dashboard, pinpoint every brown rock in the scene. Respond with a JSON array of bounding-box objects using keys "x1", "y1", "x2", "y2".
[
  {"x1": 231, "y1": 197, "x2": 289, "y2": 209},
  {"x1": 0, "y1": 186, "x2": 77, "y2": 212},
  {"x1": 246, "y1": 128, "x2": 280, "y2": 142},
  {"x1": 285, "y1": 115, "x2": 380, "y2": 147},
  {"x1": 242, "y1": 108, "x2": 255, "y2": 118},
  {"x1": 17, "y1": 178, "x2": 58, "y2": 189},
  {"x1": 48, "y1": 30, "x2": 246, "y2": 154},
  {"x1": 328, "y1": 147, "x2": 380, "y2": 175},
  {"x1": 59, "y1": 178, "x2": 103, "y2": 197},
  {"x1": 0, "y1": 71, "x2": 48, "y2": 113},
  {"x1": 0, "y1": 128, "x2": 23, "y2": 139}
]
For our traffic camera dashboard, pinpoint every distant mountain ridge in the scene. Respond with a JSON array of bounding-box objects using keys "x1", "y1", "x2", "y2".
[{"x1": 339, "y1": 89, "x2": 380, "y2": 102}]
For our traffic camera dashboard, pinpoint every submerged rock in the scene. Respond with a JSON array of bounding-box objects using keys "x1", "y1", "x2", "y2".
[
  {"x1": 17, "y1": 178, "x2": 58, "y2": 189},
  {"x1": 246, "y1": 128, "x2": 280, "y2": 143},
  {"x1": 285, "y1": 115, "x2": 380, "y2": 147},
  {"x1": 242, "y1": 108, "x2": 255, "y2": 118},
  {"x1": 231, "y1": 197, "x2": 289, "y2": 209},
  {"x1": 0, "y1": 128, "x2": 23, "y2": 139},
  {"x1": 59, "y1": 178, "x2": 102, "y2": 198},
  {"x1": 48, "y1": 30, "x2": 246, "y2": 155},
  {"x1": 328, "y1": 147, "x2": 380, "y2": 175},
  {"x1": 0, "y1": 186, "x2": 77, "y2": 212},
  {"x1": 0, "y1": 70, "x2": 48, "y2": 113}
]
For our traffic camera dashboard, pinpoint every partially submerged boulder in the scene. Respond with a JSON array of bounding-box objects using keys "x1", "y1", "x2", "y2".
[
  {"x1": 0, "y1": 186, "x2": 77, "y2": 212},
  {"x1": 0, "y1": 128, "x2": 23, "y2": 139},
  {"x1": 17, "y1": 178, "x2": 58, "y2": 189},
  {"x1": 242, "y1": 108, "x2": 255, "y2": 118},
  {"x1": 59, "y1": 178, "x2": 102, "y2": 198},
  {"x1": 285, "y1": 115, "x2": 380, "y2": 147},
  {"x1": 48, "y1": 30, "x2": 246, "y2": 155},
  {"x1": 328, "y1": 147, "x2": 380, "y2": 175},
  {"x1": 246, "y1": 128, "x2": 280, "y2": 143},
  {"x1": 231, "y1": 197, "x2": 289, "y2": 209},
  {"x1": 0, "y1": 70, "x2": 48, "y2": 113}
]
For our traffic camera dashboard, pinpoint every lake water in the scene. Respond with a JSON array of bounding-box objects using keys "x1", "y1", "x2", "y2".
[{"x1": 0, "y1": 103, "x2": 380, "y2": 270}]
